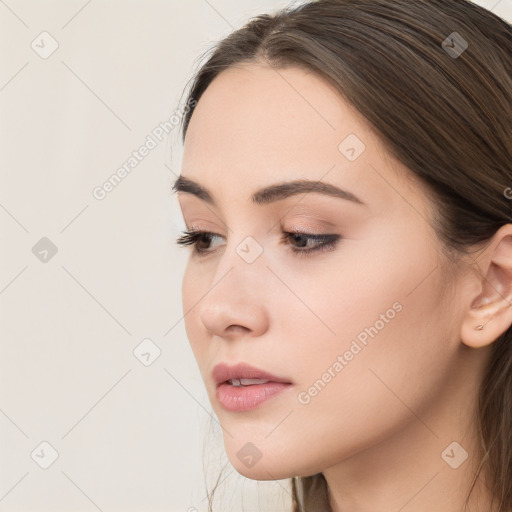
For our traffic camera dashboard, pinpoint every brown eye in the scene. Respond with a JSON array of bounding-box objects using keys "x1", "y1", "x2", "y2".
[
  {"x1": 280, "y1": 232, "x2": 342, "y2": 257},
  {"x1": 175, "y1": 230, "x2": 223, "y2": 255}
]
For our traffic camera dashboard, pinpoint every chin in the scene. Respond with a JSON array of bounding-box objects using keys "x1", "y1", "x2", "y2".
[
  {"x1": 230, "y1": 459, "x2": 294, "y2": 481},
  {"x1": 226, "y1": 441, "x2": 318, "y2": 481}
]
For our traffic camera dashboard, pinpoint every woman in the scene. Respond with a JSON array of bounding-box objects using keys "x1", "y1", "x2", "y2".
[{"x1": 172, "y1": 0, "x2": 512, "y2": 510}]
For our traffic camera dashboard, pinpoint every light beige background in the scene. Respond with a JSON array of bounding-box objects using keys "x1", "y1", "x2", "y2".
[{"x1": 1, "y1": 1, "x2": 511, "y2": 511}]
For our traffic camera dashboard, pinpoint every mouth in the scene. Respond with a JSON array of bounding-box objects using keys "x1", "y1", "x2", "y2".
[
  {"x1": 212, "y1": 362, "x2": 293, "y2": 412},
  {"x1": 212, "y1": 362, "x2": 292, "y2": 388},
  {"x1": 225, "y1": 377, "x2": 273, "y2": 387}
]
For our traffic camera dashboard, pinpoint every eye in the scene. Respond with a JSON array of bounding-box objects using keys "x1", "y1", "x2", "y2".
[
  {"x1": 175, "y1": 228, "x2": 342, "y2": 258},
  {"x1": 280, "y1": 230, "x2": 341, "y2": 257},
  {"x1": 175, "y1": 229, "x2": 224, "y2": 254}
]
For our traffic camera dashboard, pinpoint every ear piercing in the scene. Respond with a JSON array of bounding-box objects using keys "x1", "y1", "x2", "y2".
[{"x1": 475, "y1": 324, "x2": 484, "y2": 330}]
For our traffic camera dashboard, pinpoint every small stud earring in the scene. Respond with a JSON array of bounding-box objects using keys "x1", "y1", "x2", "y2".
[{"x1": 475, "y1": 324, "x2": 484, "y2": 330}]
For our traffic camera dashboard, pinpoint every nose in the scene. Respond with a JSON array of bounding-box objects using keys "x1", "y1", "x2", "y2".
[{"x1": 198, "y1": 246, "x2": 270, "y2": 340}]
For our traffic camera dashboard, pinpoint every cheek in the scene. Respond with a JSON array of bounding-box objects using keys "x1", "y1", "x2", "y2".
[
  {"x1": 273, "y1": 226, "x2": 443, "y2": 356},
  {"x1": 294, "y1": 231, "x2": 449, "y2": 391}
]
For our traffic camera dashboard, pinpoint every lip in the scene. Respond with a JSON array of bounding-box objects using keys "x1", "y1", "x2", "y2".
[
  {"x1": 212, "y1": 362, "x2": 292, "y2": 387},
  {"x1": 212, "y1": 362, "x2": 293, "y2": 412}
]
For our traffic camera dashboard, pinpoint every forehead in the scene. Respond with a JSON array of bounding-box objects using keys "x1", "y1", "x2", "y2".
[
  {"x1": 183, "y1": 62, "x2": 364, "y2": 161},
  {"x1": 180, "y1": 62, "x2": 427, "y2": 217}
]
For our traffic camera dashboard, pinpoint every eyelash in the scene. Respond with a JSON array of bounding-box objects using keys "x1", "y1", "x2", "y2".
[{"x1": 175, "y1": 228, "x2": 342, "y2": 258}]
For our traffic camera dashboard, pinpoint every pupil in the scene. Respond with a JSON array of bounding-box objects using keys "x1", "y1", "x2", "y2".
[{"x1": 293, "y1": 234, "x2": 307, "y2": 247}]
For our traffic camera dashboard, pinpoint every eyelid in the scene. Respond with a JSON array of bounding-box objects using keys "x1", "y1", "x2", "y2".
[
  {"x1": 183, "y1": 221, "x2": 335, "y2": 239},
  {"x1": 285, "y1": 224, "x2": 332, "y2": 235}
]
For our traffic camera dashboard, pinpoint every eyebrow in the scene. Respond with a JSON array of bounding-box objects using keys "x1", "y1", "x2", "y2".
[{"x1": 171, "y1": 175, "x2": 365, "y2": 206}]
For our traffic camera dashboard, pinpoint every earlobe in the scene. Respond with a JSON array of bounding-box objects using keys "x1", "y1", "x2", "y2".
[{"x1": 460, "y1": 226, "x2": 512, "y2": 349}]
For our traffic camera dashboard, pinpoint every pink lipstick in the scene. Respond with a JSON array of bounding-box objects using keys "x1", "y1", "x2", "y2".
[{"x1": 212, "y1": 362, "x2": 292, "y2": 412}]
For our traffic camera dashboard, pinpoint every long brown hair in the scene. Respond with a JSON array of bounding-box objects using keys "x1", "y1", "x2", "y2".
[{"x1": 177, "y1": 1, "x2": 512, "y2": 510}]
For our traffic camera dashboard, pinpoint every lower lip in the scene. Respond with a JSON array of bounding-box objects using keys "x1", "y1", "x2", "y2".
[{"x1": 217, "y1": 381, "x2": 292, "y2": 412}]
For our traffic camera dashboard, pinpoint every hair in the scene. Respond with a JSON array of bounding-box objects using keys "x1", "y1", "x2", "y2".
[{"x1": 176, "y1": 0, "x2": 512, "y2": 510}]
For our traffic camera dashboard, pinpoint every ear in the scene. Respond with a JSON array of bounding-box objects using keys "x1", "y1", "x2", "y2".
[{"x1": 461, "y1": 224, "x2": 512, "y2": 348}]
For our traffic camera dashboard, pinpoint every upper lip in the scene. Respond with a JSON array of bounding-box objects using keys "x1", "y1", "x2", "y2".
[{"x1": 212, "y1": 362, "x2": 292, "y2": 387}]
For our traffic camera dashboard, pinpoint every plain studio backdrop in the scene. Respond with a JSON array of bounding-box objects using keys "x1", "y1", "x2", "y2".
[{"x1": 1, "y1": 1, "x2": 511, "y2": 511}]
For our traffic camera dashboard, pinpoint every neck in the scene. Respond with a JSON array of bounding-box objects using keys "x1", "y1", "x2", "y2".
[{"x1": 323, "y1": 353, "x2": 496, "y2": 512}]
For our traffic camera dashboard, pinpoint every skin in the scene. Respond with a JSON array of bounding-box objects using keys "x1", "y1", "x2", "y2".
[{"x1": 176, "y1": 60, "x2": 512, "y2": 512}]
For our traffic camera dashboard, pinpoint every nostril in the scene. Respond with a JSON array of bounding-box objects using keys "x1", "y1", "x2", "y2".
[{"x1": 226, "y1": 324, "x2": 250, "y2": 334}]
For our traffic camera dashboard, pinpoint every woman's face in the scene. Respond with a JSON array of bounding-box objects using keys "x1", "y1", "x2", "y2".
[{"x1": 176, "y1": 62, "x2": 474, "y2": 480}]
